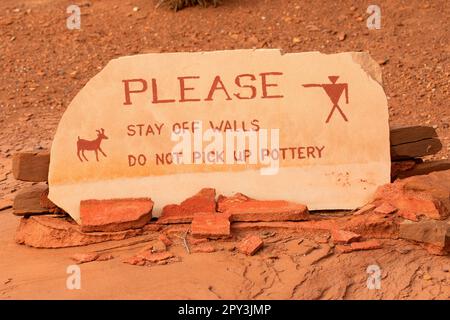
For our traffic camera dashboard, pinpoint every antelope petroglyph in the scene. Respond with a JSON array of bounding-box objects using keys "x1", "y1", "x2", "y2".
[{"x1": 77, "y1": 128, "x2": 108, "y2": 162}]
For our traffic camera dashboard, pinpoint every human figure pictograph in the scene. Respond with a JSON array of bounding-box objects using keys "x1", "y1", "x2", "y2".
[{"x1": 303, "y1": 76, "x2": 349, "y2": 123}]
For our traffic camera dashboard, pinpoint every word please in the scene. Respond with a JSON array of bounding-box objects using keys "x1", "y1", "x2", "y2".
[{"x1": 122, "y1": 72, "x2": 284, "y2": 105}]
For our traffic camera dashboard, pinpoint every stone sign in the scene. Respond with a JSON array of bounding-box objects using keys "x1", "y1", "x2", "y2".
[{"x1": 48, "y1": 49, "x2": 391, "y2": 222}]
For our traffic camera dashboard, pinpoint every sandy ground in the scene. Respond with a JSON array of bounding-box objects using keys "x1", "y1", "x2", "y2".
[
  {"x1": 0, "y1": 0, "x2": 449, "y2": 299},
  {"x1": 1, "y1": 209, "x2": 449, "y2": 300}
]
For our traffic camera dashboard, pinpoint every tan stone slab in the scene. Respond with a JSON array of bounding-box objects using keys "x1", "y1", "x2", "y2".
[
  {"x1": 389, "y1": 125, "x2": 437, "y2": 146},
  {"x1": 12, "y1": 152, "x2": 50, "y2": 182},
  {"x1": 48, "y1": 50, "x2": 391, "y2": 222},
  {"x1": 13, "y1": 184, "x2": 49, "y2": 216},
  {"x1": 391, "y1": 138, "x2": 442, "y2": 160}
]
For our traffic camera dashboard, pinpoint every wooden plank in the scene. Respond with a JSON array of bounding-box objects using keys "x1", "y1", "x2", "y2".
[
  {"x1": 13, "y1": 184, "x2": 50, "y2": 216},
  {"x1": 397, "y1": 160, "x2": 450, "y2": 178},
  {"x1": 389, "y1": 125, "x2": 437, "y2": 146},
  {"x1": 390, "y1": 138, "x2": 442, "y2": 160},
  {"x1": 12, "y1": 152, "x2": 50, "y2": 182}
]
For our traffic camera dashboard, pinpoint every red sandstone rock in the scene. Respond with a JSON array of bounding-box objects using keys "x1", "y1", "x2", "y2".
[
  {"x1": 391, "y1": 160, "x2": 416, "y2": 180},
  {"x1": 15, "y1": 216, "x2": 145, "y2": 248},
  {"x1": 399, "y1": 220, "x2": 449, "y2": 255},
  {"x1": 158, "y1": 188, "x2": 216, "y2": 224},
  {"x1": 13, "y1": 184, "x2": 50, "y2": 216},
  {"x1": 165, "y1": 225, "x2": 190, "y2": 236},
  {"x1": 352, "y1": 204, "x2": 376, "y2": 215},
  {"x1": 192, "y1": 244, "x2": 216, "y2": 253},
  {"x1": 351, "y1": 240, "x2": 382, "y2": 250},
  {"x1": 189, "y1": 237, "x2": 208, "y2": 245},
  {"x1": 374, "y1": 202, "x2": 398, "y2": 215},
  {"x1": 123, "y1": 250, "x2": 174, "y2": 266},
  {"x1": 338, "y1": 212, "x2": 399, "y2": 240},
  {"x1": 373, "y1": 170, "x2": 450, "y2": 220},
  {"x1": 71, "y1": 253, "x2": 100, "y2": 264},
  {"x1": 97, "y1": 254, "x2": 114, "y2": 261},
  {"x1": 232, "y1": 210, "x2": 398, "y2": 241},
  {"x1": 143, "y1": 223, "x2": 163, "y2": 232},
  {"x1": 158, "y1": 234, "x2": 173, "y2": 246},
  {"x1": 80, "y1": 198, "x2": 153, "y2": 232},
  {"x1": 422, "y1": 243, "x2": 448, "y2": 256},
  {"x1": 137, "y1": 251, "x2": 174, "y2": 263},
  {"x1": 237, "y1": 234, "x2": 264, "y2": 255},
  {"x1": 39, "y1": 188, "x2": 63, "y2": 214},
  {"x1": 139, "y1": 240, "x2": 167, "y2": 253},
  {"x1": 336, "y1": 240, "x2": 382, "y2": 253},
  {"x1": 335, "y1": 245, "x2": 354, "y2": 254},
  {"x1": 191, "y1": 213, "x2": 231, "y2": 238},
  {"x1": 217, "y1": 192, "x2": 250, "y2": 208},
  {"x1": 331, "y1": 229, "x2": 361, "y2": 244},
  {"x1": 12, "y1": 151, "x2": 49, "y2": 182},
  {"x1": 398, "y1": 210, "x2": 419, "y2": 221},
  {"x1": 217, "y1": 193, "x2": 309, "y2": 222},
  {"x1": 123, "y1": 256, "x2": 146, "y2": 266}
]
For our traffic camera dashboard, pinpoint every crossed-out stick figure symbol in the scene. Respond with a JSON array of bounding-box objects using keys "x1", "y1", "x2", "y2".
[{"x1": 303, "y1": 76, "x2": 349, "y2": 123}]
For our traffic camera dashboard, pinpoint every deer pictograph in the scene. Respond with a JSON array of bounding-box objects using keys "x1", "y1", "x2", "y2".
[{"x1": 77, "y1": 128, "x2": 108, "y2": 162}]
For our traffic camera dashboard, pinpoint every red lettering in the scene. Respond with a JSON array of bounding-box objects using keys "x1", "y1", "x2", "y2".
[
  {"x1": 234, "y1": 74, "x2": 257, "y2": 99},
  {"x1": 178, "y1": 76, "x2": 201, "y2": 102},
  {"x1": 123, "y1": 79, "x2": 147, "y2": 106},
  {"x1": 205, "y1": 76, "x2": 232, "y2": 101},
  {"x1": 260, "y1": 72, "x2": 284, "y2": 99},
  {"x1": 152, "y1": 78, "x2": 176, "y2": 104}
]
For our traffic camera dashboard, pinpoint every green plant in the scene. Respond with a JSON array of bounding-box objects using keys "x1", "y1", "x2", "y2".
[{"x1": 156, "y1": 0, "x2": 221, "y2": 11}]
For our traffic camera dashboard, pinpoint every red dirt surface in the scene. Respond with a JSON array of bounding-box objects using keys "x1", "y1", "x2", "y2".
[{"x1": 0, "y1": 0, "x2": 449, "y2": 299}]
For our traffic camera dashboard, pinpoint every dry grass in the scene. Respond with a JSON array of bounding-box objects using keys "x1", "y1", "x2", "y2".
[{"x1": 156, "y1": 0, "x2": 221, "y2": 11}]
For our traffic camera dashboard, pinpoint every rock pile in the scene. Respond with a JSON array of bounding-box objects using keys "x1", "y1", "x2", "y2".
[{"x1": 390, "y1": 125, "x2": 449, "y2": 179}]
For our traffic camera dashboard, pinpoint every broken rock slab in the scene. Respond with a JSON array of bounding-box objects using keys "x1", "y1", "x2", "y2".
[
  {"x1": 157, "y1": 188, "x2": 216, "y2": 224},
  {"x1": 12, "y1": 151, "x2": 50, "y2": 182},
  {"x1": 123, "y1": 250, "x2": 175, "y2": 266},
  {"x1": 399, "y1": 219, "x2": 449, "y2": 255},
  {"x1": 336, "y1": 240, "x2": 382, "y2": 253},
  {"x1": 331, "y1": 229, "x2": 361, "y2": 244},
  {"x1": 15, "y1": 215, "x2": 145, "y2": 248},
  {"x1": 191, "y1": 213, "x2": 231, "y2": 238},
  {"x1": 237, "y1": 234, "x2": 264, "y2": 255},
  {"x1": 13, "y1": 184, "x2": 50, "y2": 216},
  {"x1": 217, "y1": 193, "x2": 310, "y2": 222},
  {"x1": 372, "y1": 169, "x2": 450, "y2": 221},
  {"x1": 80, "y1": 198, "x2": 153, "y2": 233},
  {"x1": 70, "y1": 252, "x2": 100, "y2": 264},
  {"x1": 192, "y1": 244, "x2": 216, "y2": 253}
]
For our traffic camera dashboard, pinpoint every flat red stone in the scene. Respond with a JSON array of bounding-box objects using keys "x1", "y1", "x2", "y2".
[
  {"x1": 80, "y1": 198, "x2": 153, "y2": 232},
  {"x1": 237, "y1": 234, "x2": 264, "y2": 255},
  {"x1": 158, "y1": 188, "x2": 216, "y2": 224},
  {"x1": 374, "y1": 202, "x2": 398, "y2": 214},
  {"x1": 137, "y1": 251, "x2": 174, "y2": 263},
  {"x1": 331, "y1": 229, "x2": 361, "y2": 244},
  {"x1": 350, "y1": 240, "x2": 382, "y2": 251},
  {"x1": 218, "y1": 193, "x2": 309, "y2": 222},
  {"x1": 70, "y1": 252, "x2": 99, "y2": 264},
  {"x1": 191, "y1": 212, "x2": 230, "y2": 238}
]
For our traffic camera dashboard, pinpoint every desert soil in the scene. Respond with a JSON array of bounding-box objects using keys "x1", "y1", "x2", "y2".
[
  {"x1": 0, "y1": 0, "x2": 449, "y2": 299},
  {"x1": 1, "y1": 209, "x2": 450, "y2": 299}
]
